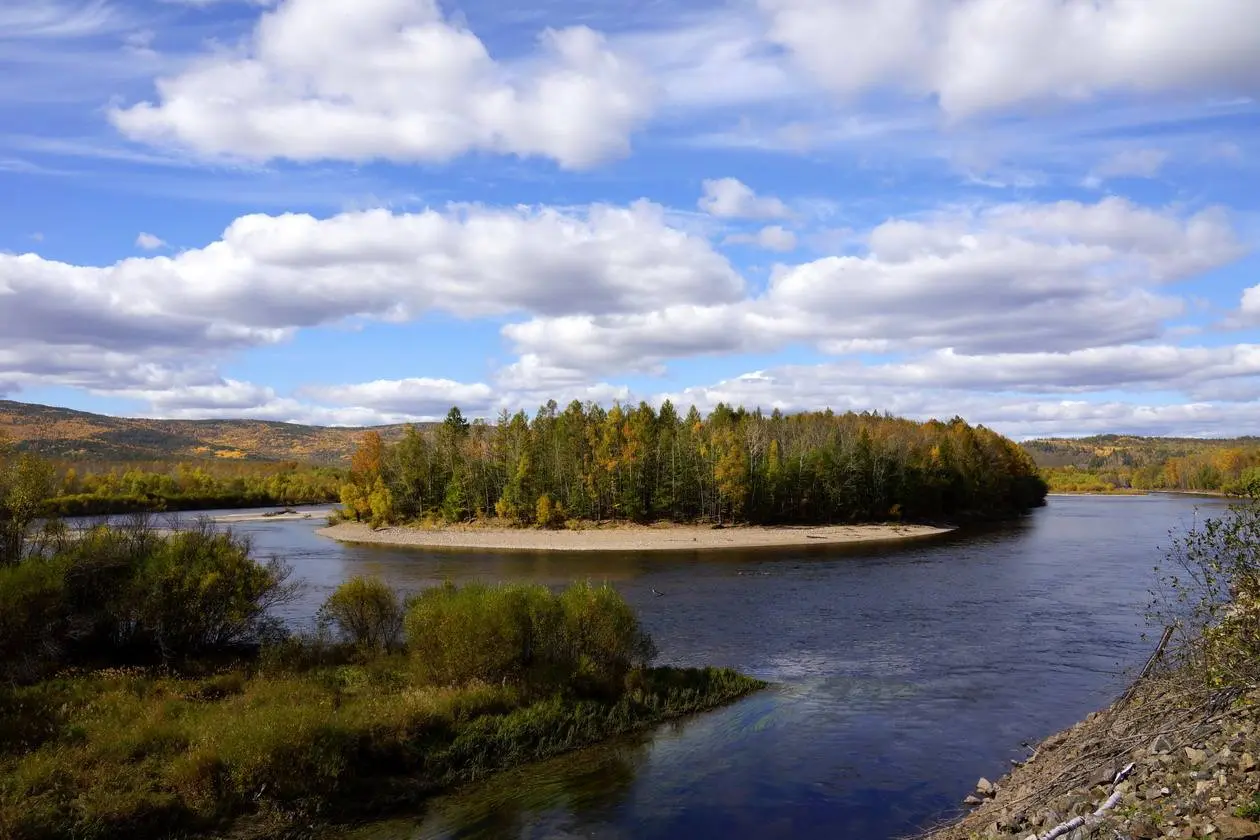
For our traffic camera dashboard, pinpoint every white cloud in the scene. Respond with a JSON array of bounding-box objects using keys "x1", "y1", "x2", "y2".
[
  {"x1": 0, "y1": 0, "x2": 124, "y2": 39},
  {"x1": 760, "y1": 0, "x2": 1260, "y2": 117},
  {"x1": 1088, "y1": 148, "x2": 1170, "y2": 184},
  {"x1": 506, "y1": 198, "x2": 1245, "y2": 376},
  {"x1": 301, "y1": 378, "x2": 495, "y2": 416},
  {"x1": 658, "y1": 366, "x2": 1260, "y2": 439},
  {"x1": 135, "y1": 232, "x2": 166, "y2": 250},
  {"x1": 698, "y1": 178, "x2": 789, "y2": 219},
  {"x1": 2, "y1": 194, "x2": 1252, "y2": 437},
  {"x1": 725, "y1": 224, "x2": 798, "y2": 251},
  {"x1": 0, "y1": 200, "x2": 740, "y2": 402},
  {"x1": 110, "y1": 0, "x2": 654, "y2": 169},
  {"x1": 1241, "y1": 284, "x2": 1260, "y2": 323}
]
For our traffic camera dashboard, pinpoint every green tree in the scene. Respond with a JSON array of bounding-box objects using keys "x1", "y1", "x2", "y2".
[{"x1": 0, "y1": 440, "x2": 56, "y2": 566}]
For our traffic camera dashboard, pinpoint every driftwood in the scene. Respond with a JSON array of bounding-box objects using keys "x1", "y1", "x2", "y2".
[
  {"x1": 1036, "y1": 762, "x2": 1134, "y2": 840},
  {"x1": 1118, "y1": 625, "x2": 1175, "y2": 707}
]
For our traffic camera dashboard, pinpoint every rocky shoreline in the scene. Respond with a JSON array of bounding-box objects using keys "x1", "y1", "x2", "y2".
[{"x1": 921, "y1": 674, "x2": 1260, "y2": 840}]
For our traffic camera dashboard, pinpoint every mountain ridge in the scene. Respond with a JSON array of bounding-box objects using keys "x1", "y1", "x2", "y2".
[{"x1": 0, "y1": 399, "x2": 411, "y2": 464}]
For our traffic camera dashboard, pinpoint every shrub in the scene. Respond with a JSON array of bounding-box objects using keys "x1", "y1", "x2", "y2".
[
  {"x1": 535, "y1": 494, "x2": 565, "y2": 529},
  {"x1": 405, "y1": 582, "x2": 563, "y2": 688},
  {"x1": 124, "y1": 523, "x2": 297, "y2": 662},
  {"x1": 559, "y1": 581, "x2": 656, "y2": 697},
  {"x1": 319, "y1": 576, "x2": 404, "y2": 653},
  {"x1": 0, "y1": 521, "x2": 297, "y2": 679},
  {"x1": 1150, "y1": 495, "x2": 1260, "y2": 689},
  {"x1": 404, "y1": 581, "x2": 655, "y2": 696},
  {"x1": 0, "y1": 558, "x2": 67, "y2": 683}
]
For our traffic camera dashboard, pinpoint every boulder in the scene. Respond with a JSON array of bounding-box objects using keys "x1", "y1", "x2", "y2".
[
  {"x1": 1215, "y1": 813, "x2": 1260, "y2": 840},
  {"x1": 1151, "y1": 734, "x2": 1174, "y2": 754},
  {"x1": 976, "y1": 777, "x2": 997, "y2": 797}
]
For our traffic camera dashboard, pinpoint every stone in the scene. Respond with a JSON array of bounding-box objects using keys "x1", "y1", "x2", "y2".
[
  {"x1": 1211, "y1": 748, "x2": 1236, "y2": 768},
  {"x1": 963, "y1": 795, "x2": 984, "y2": 807},
  {"x1": 976, "y1": 777, "x2": 996, "y2": 796},
  {"x1": 1188, "y1": 747, "x2": 1210, "y2": 765},
  {"x1": 1090, "y1": 763, "x2": 1117, "y2": 786},
  {"x1": 1152, "y1": 734, "x2": 1175, "y2": 754},
  {"x1": 1215, "y1": 814, "x2": 1260, "y2": 839},
  {"x1": 1241, "y1": 753, "x2": 1257, "y2": 771},
  {"x1": 1131, "y1": 817, "x2": 1161, "y2": 838}
]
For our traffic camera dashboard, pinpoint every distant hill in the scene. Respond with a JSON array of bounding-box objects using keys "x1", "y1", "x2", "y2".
[
  {"x1": 1020, "y1": 434, "x2": 1260, "y2": 469},
  {"x1": 0, "y1": 400, "x2": 413, "y2": 464}
]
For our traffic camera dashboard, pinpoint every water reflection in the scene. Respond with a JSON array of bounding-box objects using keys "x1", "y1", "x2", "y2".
[{"x1": 171, "y1": 495, "x2": 1229, "y2": 839}]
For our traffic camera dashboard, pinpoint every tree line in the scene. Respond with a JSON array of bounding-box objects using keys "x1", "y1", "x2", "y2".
[
  {"x1": 41, "y1": 459, "x2": 344, "y2": 516},
  {"x1": 1025, "y1": 436, "x2": 1260, "y2": 495},
  {"x1": 340, "y1": 401, "x2": 1047, "y2": 527}
]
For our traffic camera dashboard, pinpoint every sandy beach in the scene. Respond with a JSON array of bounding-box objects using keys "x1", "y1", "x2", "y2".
[
  {"x1": 210, "y1": 507, "x2": 336, "y2": 524},
  {"x1": 316, "y1": 521, "x2": 953, "y2": 552}
]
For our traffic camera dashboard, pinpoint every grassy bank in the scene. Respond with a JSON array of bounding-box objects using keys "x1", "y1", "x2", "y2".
[{"x1": 1, "y1": 662, "x2": 761, "y2": 840}]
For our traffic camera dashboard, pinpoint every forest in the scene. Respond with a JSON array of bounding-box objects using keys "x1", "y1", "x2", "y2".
[
  {"x1": 339, "y1": 401, "x2": 1048, "y2": 528},
  {"x1": 1023, "y1": 436, "x2": 1260, "y2": 495},
  {"x1": 37, "y1": 459, "x2": 344, "y2": 516}
]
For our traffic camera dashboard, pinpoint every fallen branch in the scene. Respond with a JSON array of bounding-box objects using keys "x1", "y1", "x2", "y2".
[
  {"x1": 1117, "y1": 626, "x2": 1174, "y2": 707},
  {"x1": 1036, "y1": 762, "x2": 1134, "y2": 840}
]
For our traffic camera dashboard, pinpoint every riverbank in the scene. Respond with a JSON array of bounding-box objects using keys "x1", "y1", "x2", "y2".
[
  {"x1": 921, "y1": 667, "x2": 1260, "y2": 840},
  {"x1": 317, "y1": 520, "x2": 953, "y2": 552},
  {"x1": 210, "y1": 506, "x2": 336, "y2": 523},
  {"x1": 2, "y1": 662, "x2": 763, "y2": 840}
]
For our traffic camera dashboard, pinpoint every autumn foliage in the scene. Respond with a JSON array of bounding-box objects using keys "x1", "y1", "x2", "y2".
[{"x1": 340, "y1": 402, "x2": 1046, "y2": 527}]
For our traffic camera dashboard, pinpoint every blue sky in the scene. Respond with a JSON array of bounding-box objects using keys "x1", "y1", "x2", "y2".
[{"x1": 2, "y1": 0, "x2": 1259, "y2": 439}]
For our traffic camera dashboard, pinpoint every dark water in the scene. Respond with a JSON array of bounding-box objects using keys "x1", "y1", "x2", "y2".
[{"x1": 201, "y1": 495, "x2": 1225, "y2": 840}]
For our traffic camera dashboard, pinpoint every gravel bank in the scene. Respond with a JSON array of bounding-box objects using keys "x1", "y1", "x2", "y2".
[{"x1": 316, "y1": 521, "x2": 952, "y2": 552}]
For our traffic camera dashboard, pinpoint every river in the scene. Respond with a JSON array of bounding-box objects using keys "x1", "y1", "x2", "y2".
[{"x1": 160, "y1": 494, "x2": 1228, "y2": 839}]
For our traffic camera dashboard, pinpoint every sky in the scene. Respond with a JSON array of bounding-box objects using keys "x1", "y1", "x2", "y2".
[{"x1": 2, "y1": 0, "x2": 1260, "y2": 440}]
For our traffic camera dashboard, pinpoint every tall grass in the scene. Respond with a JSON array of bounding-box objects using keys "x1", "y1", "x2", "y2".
[{"x1": 0, "y1": 663, "x2": 762, "y2": 840}]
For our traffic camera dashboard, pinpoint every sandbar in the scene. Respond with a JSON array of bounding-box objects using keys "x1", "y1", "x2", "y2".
[{"x1": 316, "y1": 521, "x2": 953, "y2": 552}]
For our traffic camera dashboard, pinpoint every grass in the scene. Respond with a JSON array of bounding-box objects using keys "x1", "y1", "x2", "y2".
[{"x1": 0, "y1": 661, "x2": 763, "y2": 840}]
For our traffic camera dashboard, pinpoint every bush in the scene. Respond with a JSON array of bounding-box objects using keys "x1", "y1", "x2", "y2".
[
  {"x1": 127, "y1": 523, "x2": 296, "y2": 661},
  {"x1": 560, "y1": 581, "x2": 657, "y2": 696},
  {"x1": 319, "y1": 576, "x2": 404, "y2": 653},
  {"x1": 405, "y1": 582, "x2": 562, "y2": 689},
  {"x1": 404, "y1": 581, "x2": 655, "y2": 697},
  {"x1": 0, "y1": 521, "x2": 297, "y2": 681},
  {"x1": 1150, "y1": 495, "x2": 1260, "y2": 689},
  {"x1": 0, "y1": 559, "x2": 67, "y2": 683}
]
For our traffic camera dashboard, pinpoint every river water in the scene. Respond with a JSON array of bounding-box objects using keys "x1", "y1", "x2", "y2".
[{"x1": 173, "y1": 495, "x2": 1227, "y2": 839}]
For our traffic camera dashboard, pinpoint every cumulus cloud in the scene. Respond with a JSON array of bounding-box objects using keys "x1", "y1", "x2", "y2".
[
  {"x1": 0, "y1": 200, "x2": 739, "y2": 406},
  {"x1": 698, "y1": 178, "x2": 789, "y2": 218},
  {"x1": 660, "y1": 367, "x2": 1260, "y2": 440},
  {"x1": 725, "y1": 224, "x2": 798, "y2": 251},
  {"x1": 760, "y1": 0, "x2": 1260, "y2": 117},
  {"x1": 507, "y1": 198, "x2": 1245, "y2": 376},
  {"x1": 300, "y1": 378, "x2": 495, "y2": 416},
  {"x1": 1, "y1": 201, "x2": 739, "y2": 348},
  {"x1": 109, "y1": 0, "x2": 654, "y2": 169},
  {"x1": 135, "y1": 232, "x2": 166, "y2": 250},
  {"x1": 2, "y1": 195, "x2": 1251, "y2": 437}
]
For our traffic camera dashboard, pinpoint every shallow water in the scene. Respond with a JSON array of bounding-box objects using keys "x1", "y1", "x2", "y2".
[{"x1": 158, "y1": 495, "x2": 1228, "y2": 839}]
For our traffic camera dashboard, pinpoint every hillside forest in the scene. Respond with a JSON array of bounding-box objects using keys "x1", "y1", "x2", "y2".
[
  {"x1": 1024, "y1": 436, "x2": 1260, "y2": 495},
  {"x1": 338, "y1": 401, "x2": 1048, "y2": 527}
]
